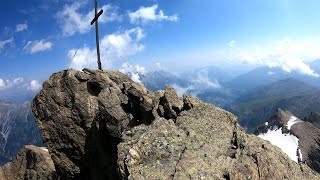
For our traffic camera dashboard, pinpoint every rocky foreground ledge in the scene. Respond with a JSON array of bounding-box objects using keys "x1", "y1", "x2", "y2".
[{"x1": 0, "y1": 69, "x2": 319, "y2": 179}]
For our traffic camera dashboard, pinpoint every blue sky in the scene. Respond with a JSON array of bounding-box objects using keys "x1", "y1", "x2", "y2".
[{"x1": 1, "y1": 0, "x2": 320, "y2": 94}]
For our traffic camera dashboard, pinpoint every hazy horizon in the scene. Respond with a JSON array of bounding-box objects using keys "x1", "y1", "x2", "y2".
[{"x1": 1, "y1": 0, "x2": 320, "y2": 98}]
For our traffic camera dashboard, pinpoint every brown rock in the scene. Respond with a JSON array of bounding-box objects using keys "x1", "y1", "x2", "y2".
[
  {"x1": 0, "y1": 145, "x2": 56, "y2": 180},
  {"x1": 29, "y1": 69, "x2": 319, "y2": 179}
]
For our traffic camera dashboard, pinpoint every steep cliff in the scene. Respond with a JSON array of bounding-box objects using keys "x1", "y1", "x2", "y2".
[{"x1": 2, "y1": 69, "x2": 318, "y2": 179}]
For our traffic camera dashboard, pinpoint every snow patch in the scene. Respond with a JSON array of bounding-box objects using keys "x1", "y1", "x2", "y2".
[
  {"x1": 258, "y1": 127, "x2": 300, "y2": 162},
  {"x1": 40, "y1": 147, "x2": 49, "y2": 152},
  {"x1": 287, "y1": 116, "x2": 302, "y2": 130},
  {"x1": 298, "y1": 149, "x2": 303, "y2": 162},
  {"x1": 265, "y1": 122, "x2": 269, "y2": 126}
]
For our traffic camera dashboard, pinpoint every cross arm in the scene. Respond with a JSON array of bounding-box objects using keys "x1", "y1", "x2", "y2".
[{"x1": 90, "y1": 9, "x2": 104, "y2": 25}]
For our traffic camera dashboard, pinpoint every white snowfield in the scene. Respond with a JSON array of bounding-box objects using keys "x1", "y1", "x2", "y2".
[
  {"x1": 287, "y1": 116, "x2": 302, "y2": 130},
  {"x1": 258, "y1": 116, "x2": 304, "y2": 163}
]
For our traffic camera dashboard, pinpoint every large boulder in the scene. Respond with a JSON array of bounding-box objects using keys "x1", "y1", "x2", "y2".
[
  {"x1": 0, "y1": 145, "x2": 56, "y2": 180},
  {"x1": 29, "y1": 69, "x2": 319, "y2": 179}
]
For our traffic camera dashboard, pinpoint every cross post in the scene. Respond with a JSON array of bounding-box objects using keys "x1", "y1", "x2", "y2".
[{"x1": 90, "y1": 0, "x2": 104, "y2": 70}]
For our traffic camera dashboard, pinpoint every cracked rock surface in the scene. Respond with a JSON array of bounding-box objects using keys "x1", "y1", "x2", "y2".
[
  {"x1": 0, "y1": 145, "x2": 56, "y2": 180},
  {"x1": 27, "y1": 69, "x2": 319, "y2": 179}
]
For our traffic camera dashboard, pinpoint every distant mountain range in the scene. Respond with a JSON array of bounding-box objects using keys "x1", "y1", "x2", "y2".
[
  {"x1": 1, "y1": 59, "x2": 320, "y2": 166},
  {"x1": 0, "y1": 99, "x2": 42, "y2": 165},
  {"x1": 232, "y1": 78, "x2": 320, "y2": 132},
  {"x1": 137, "y1": 60, "x2": 320, "y2": 133},
  {"x1": 225, "y1": 59, "x2": 320, "y2": 91}
]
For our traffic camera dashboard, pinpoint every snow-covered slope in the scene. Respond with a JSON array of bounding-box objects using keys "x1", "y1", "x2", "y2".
[
  {"x1": 258, "y1": 117, "x2": 303, "y2": 162},
  {"x1": 255, "y1": 109, "x2": 320, "y2": 172}
]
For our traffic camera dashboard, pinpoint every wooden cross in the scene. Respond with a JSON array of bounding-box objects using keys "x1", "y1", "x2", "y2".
[{"x1": 90, "y1": 0, "x2": 104, "y2": 70}]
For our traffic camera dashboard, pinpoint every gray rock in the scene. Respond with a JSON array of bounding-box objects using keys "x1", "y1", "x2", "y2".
[
  {"x1": 119, "y1": 103, "x2": 318, "y2": 180},
  {"x1": 304, "y1": 112, "x2": 320, "y2": 129}
]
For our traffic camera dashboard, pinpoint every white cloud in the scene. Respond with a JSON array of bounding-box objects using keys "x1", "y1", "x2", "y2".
[
  {"x1": 57, "y1": 2, "x2": 121, "y2": 36},
  {"x1": 102, "y1": 28, "x2": 145, "y2": 58},
  {"x1": 23, "y1": 39, "x2": 53, "y2": 54},
  {"x1": 28, "y1": 80, "x2": 42, "y2": 91},
  {"x1": 129, "y1": 4, "x2": 178, "y2": 24},
  {"x1": 119, "y1": 62, "x2": 146, "y2": 83},
  {"x1": 13, "y1": 77, "x2": 24, "y2": 84},
  {"x1": 172, "y1": 70, "x2": 221, "y2": 97},
  {"x1": 68, "y1": 28, "x2": 145, "y2": 69},
  {"x1": 68, "y1": 45, "x2": 96, "y2": 70},
  {"x1": 15, "y1": 23, "x2": 28, "y2": 32},
  {"x1": 172, "y1": 84, "x2": 193, "y2": 97},
  {"x1": 234, "y1": 38, "x2": 320, "y2": 77},
  {"x1": 0, "y1": 77, "x2": 24, "y2": 90},
  {"x1": 0, "y1": 79, "x2": 5, "y2": 89},
  {"x1": 0, "y1": 38, "x2": 13, "y2": 49},
  {"x1": 193, "y1": 70, "x2": 221, "y2": 89}
]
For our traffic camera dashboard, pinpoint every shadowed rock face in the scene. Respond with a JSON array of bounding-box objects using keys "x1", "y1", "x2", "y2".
[
  {"x1": 0, "y1": 145, "x2": 56, "y2": 180},
  {"x1": 28, "y1": 69, "x2": 318, "y2": 179},
  {"x1": 304, "y1": 112, "x2": 320, "y2": 129}
]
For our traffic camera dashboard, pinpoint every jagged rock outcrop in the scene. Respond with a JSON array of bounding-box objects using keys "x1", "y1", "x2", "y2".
[
  {"x1": 26, "y1": 69, "x2": 319, "y2": 179},
  {"x1": 255, "y1": 109, "x2": 320, "y2": 173},
  {"x1": 0, "y1": 145, "x2": 56, "y2": 180}
]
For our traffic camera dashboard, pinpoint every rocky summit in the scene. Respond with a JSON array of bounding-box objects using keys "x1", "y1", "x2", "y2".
[{"x1": 0, "y1": 69, "x2": 319, "y2": 179}]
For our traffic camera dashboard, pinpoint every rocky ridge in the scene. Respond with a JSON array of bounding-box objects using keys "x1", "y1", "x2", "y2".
[
  {"x1": 0, "y1": 69, "x2": 319, "y2": 179},
  {"x1": 304, "y1": 112, "x2": 320, "y2": 129}
]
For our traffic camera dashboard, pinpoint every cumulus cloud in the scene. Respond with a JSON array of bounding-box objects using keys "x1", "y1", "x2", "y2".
[
  {"x1": 23, "y1": 39, "x2": 53, "y2": 54},
  {"x1": 28, "y1": 80, "x2": 42, "y2": 91},
  {"x1": 0, "y1": 77, "x2": 24, "y2": 90},
  {"x1": 173, "y1": 70, "x2": 221, "y2": 97},
  {"x1": 193, "y1": 70, "x2": 221, "y2": 89},
  {"x1": 57, "y1": 2, "x2": 121, "y2": 36},
  {"x1": 68, "y1": 28, "x2": 145, "y2": 69},
  {"x1": 0, "y1": 38, "x2": 13, "y2": 49},
  {"x1": 129, "y1": 4, "x2": 178, "y2": 24},
  {"x1": 235, "y1": 38, "x2": 320, "y2": 77},
  {"x1": 15, "y1": 23, "x2": 28, "y2": 32},
  {"x1": 119, "y1": 62, "x2": 146, "y2": 83}
]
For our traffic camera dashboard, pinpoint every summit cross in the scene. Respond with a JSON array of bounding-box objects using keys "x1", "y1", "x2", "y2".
[{"x1": 90, "y1": 0, "x2": 104, "y2": 70}]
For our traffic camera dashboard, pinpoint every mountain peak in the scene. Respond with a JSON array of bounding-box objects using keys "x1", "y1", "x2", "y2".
[{"x1": 1, "y1": 69, "x2": 318, "y2": 179}]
